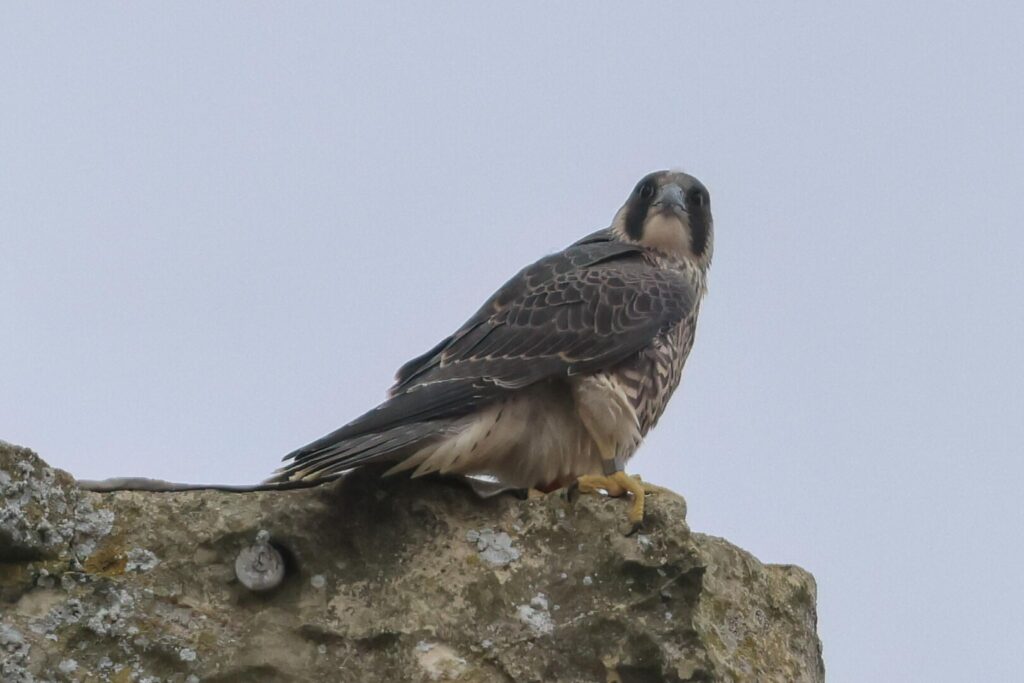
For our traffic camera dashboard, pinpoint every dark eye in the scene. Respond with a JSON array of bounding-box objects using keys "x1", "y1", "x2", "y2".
[
  {"x1": 687, "y1": 190, "x2": 708, "y2": 209},
  {"x1": 637, "y1": 182, "x2": 656, "y2": 200}
]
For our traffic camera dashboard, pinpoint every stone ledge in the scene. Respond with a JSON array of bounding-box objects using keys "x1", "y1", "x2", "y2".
[{"x1": 0, "y1": 442, "x2": 824, "y2": 682}]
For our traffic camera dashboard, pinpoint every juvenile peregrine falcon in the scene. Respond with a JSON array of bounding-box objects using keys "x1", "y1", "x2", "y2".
[{"x1": 271, "y1": 170, "x2": 713, "y2": 529}]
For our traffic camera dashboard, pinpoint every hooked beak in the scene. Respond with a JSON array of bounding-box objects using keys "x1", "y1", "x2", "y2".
[{"x1": 652, "y1": 184, "x2": 686, "y2": 213}]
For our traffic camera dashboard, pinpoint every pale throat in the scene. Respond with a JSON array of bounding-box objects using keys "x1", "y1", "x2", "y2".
[{"x1": 640, "y1": 213, "x2": 691, "y2": 260}]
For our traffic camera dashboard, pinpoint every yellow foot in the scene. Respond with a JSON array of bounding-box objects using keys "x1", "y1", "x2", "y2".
[{"x1": 569, "y1": 472, "x2": 660, "y2": 534}]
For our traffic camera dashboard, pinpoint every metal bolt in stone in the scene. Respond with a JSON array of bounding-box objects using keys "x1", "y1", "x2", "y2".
[{"x1": 234, "y1": 529, "x2": 285, "y2": 592}]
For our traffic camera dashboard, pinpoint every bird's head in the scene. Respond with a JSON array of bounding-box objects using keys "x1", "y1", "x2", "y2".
[{"x1": 611, "y1": 170, "x2": 713, "y2": 269}]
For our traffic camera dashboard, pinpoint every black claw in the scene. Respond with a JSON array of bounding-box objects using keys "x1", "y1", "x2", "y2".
[
  {"x1": 508, "y1": 488, "x2": 530, "y2": 501},
  {"x1": 564, "y1": 481, "x2": 581, "y2": 506},
  {"x1": 625, "y1": 520, "x2": 644, "y2": 537}
]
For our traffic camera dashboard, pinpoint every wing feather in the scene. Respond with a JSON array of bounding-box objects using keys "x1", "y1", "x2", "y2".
[
  {"x1": 390, "y1": 233, "x2": 697, "y2": 394},
  {"x1": 280, "y1": 230, "x2": 697, "y2": 469}
]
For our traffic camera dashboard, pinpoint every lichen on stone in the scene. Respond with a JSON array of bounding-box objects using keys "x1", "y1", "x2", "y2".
[
  {"x1": 516, "y1": 594, "x2": 555, "y2": 635},
  {"x1": 0, "y1": 442, "x2": 824, "y2": 682},
  {"x1": 465, "y1": 527, "x2": 520, "y2": 567},
  {"x1": 125, "y1": 548, "x2": 160, "y2": 573}
]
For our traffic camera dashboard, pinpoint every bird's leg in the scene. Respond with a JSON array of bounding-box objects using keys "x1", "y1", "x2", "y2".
[
  {"x1": 572, "y1": 471, "x2": 664, "y2": 533},
  {"x1": 577, "y1": 471, "x2": 644, "y2": 521},
  {"x1": 566, "y1": 431, "x2": 660, "y2": 533},
  {"x1": 577, "y1": 472, "x2": 665, "y2": 498}
]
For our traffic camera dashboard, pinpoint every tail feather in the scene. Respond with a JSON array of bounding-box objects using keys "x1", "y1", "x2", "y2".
[{"x1": 267, "y1": 421, "x2": 444, "y2": 483}]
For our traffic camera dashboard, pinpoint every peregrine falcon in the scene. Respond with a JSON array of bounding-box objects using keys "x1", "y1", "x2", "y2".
[{"x1": 271, "y1": 170, "x2": 713, "y2": 529}]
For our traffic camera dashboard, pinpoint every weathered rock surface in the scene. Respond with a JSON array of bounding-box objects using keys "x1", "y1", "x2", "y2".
[{"x1": 0, "y1": 442, "x2": 824, "y2": 682}]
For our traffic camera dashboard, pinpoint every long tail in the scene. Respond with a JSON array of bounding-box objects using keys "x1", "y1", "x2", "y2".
[
  {"x1": 79, "y1": 477, "x2": 330, "y2": 493},
  {"x1": 266, "y1": 420, "x2": 446, "y2": 484}
]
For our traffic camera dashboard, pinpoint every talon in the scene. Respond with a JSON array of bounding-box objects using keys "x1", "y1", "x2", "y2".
[
  {"x1": 564, "y1": 481, "x2": 581, "y2": 506},
  {"x1": 571, "y1": 471, "x2": 649, "y2": 531},
  {"x1": 634, "y1": 476, "x2": 667, "y2": 496}
]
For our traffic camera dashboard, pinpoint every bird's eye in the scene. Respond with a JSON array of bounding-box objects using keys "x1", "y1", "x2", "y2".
[
  {"x1": 687, "y1": 190, "x2": 708, "y2": 209},
  {"x1": 637, "y1": 182, "x2": 656, "y2": 200}
]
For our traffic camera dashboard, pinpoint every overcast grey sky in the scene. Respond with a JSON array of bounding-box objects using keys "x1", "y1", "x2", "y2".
[{"x1": 2, "y1": 3, "x2": 1022, "y2": 680}]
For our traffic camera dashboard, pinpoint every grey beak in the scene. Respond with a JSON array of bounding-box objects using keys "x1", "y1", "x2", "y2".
[{"x1": 653, "y1": 184, "x2": 686, "y2": 212}]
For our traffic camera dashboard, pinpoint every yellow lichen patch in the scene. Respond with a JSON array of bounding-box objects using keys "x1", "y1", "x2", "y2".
[
  {"x1": 198, "y1": 630, "x2": 219, "y2": 649},
  {"x1": 83, "y1": 538, "x2": 127, "y2": 577},
  {"x1": 108, "y1": 667, "x2": 134, "y2": 683},
  {"x1": 0, "y1": 561, "x2": 30, "y2": 587}
]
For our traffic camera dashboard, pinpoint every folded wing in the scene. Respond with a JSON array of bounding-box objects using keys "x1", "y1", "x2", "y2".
[{"x1": 274, "y1": 232, "x2": 697, "y2": 480}]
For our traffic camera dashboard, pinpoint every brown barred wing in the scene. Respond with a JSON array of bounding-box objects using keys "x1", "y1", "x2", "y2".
[
  {"x1": 276, "y1": 237, "x2": 696, "y2": 476},
  {"x1": 404, "y1": 259, "x2": 698, "y2": 392}
]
